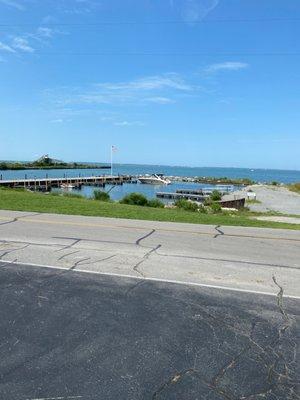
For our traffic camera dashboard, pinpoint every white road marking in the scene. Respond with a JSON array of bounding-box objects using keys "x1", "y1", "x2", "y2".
[
  {"x1": 26, "y1": 396, "x2": 82, "y2": 400},
  {"x1": 2, "y1": 260, "x2": 300, "y2": 300}
]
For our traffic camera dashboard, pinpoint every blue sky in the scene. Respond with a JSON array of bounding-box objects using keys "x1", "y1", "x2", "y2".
[{"x1": 0, "y1": 0, "x2": 300, "y2": 170}]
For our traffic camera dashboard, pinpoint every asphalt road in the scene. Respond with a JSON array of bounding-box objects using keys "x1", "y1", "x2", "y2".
[
  {"x1": 0, "y1": 210, "x2": 299, "y2": 296},
  {"x1": 0, "y1": 262, "x2": 299, "y2": 400}
]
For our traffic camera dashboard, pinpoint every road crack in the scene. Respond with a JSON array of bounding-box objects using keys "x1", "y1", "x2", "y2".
[
  {"x1": 152, "y1": 369, "x2": 198, "y2": 399},
  {"x1": 0, "y1": 213, "x2": 42, "y2": 226},
  {"x1": 272, "y1": 275, "x2": 289, "y2": 321},
  {"x1": 133, "y1": 244, "x2": 161, "y2": 277},
  {"x1": 214, "y1": 225, "x2": 224, "y2": 239},
  {"x1": 136, "y1": 229, "x2": 155, "y2": 246},
  {"x1": 0, "y1": 244, "x2": 30, "y2": 260}
]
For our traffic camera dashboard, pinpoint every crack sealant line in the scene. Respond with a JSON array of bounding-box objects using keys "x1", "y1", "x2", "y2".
[
  {"x1": 7, "y1": 237, "x2": 293, "y2": 271},
  {"x1": 136, "y1": 229, "x2": 156, "y2": 246},
  {"x1": 214, "y1": 225, "x2": 224, "y2": 239},
  {"x1": 272, "y1": 275, "x2": 290, "y2": 320},
  {"x1": 1, "y1": 216, "x2": 299, "y2": 242},
  {"x1": 2, "y1": 260, "x2": 300, "y2": 300},
  {"x1": 133, "y1": 244, "x2": 161, "y2": 277},
  {"x1": 0, "y1": 213, "x2": 42, "y2": 226},
  {"x1": 155, "y1": 250, "x2": 299, "y2": 270},
  {"x1": 0, "y1": 217, "x2": 17, "y2": 226}
]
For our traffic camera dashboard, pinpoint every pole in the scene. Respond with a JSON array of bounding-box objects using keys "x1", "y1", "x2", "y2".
[{"x1": 110, "y1": 145, "x2": 113, "y2": 177}]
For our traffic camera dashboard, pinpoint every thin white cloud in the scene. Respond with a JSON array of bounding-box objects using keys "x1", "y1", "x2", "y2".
[
  {"x1": 37, "y1": 27, "x2": 54, "y2": 38},
  {"x1": 57, "y1": 0, "x2": 101, "y2": 15},
  {"x1": 171, "y1": 0, "x2": 220, "y2": 22},
  {"x1": 58, "y1": 73, "x2": 195, "y2": 106},
  {"x1": 97, "y1": 73, "x2": 194, "y2": 92},
  {"x1": 50, "y1": 119, "x2": 64, "y2": 123},
  {"x1": 0, "y1": 41, "x2": 16, "y2": 53},
  {"x1": 12, "y1": 37, "x2": 35, "y2": 53},
  {"x1": 1, "y1": 26, "x2": 64, "y2": 58},
  {"x1": 113, "y1": 121, "x2": 145, "y2": 127},
  {"x1": 0, "y1": 0, "x2": 24, "y2": 10},
  {"x1": 146, "y1": 96, "x2": 176, "y2": 104},
  {"x1": 205, "y1": 62, "x2": 249, "y2": 73}
]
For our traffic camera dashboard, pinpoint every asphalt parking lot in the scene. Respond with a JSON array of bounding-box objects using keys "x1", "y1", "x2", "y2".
[{"x1": 0, "y1": 262, "x2": 298, "y2": 400}]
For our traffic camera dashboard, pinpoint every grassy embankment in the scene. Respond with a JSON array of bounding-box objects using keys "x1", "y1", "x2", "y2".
[
  {"x1": 287, "y1": 183, "x2": 300, "y2": 194},
  {"x1": 0, "y1": 188, "x2": 299, "y2": 230}
]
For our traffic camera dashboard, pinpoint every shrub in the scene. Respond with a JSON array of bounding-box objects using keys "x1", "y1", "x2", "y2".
[
  {"x1": 120, "y1": 192, "x2": 148, "y2": 206},
  {"x1": 175, "y1": 199, "x2": 199, "y2": 212},
  {"x1": 288, "y1": 183, "x2": 300, "y2": 193},
  {"x1": 271, "y1": 181, "x2": 279, "y2": 186},
  {"x1": 0, "y1": 162, "x2": 8, "y2": 170},
  {"x1": 210, "y1": 190, "x2": 222, "y2": 201},
  {"x1": 210, "y1": 202, "x2": 222, "y2": 213},
  {"x1": 62, "y1": 192, "x2": 83, "y2": 199},
  {"x1": 204, "y1": 197, "x2": 212, "y2": 206},
  {"x1": 198, "y1": 205, "x2": 208, "y2": 213},
  {"x1": 147, "y1": 199, "x2": 164, "y2": 208},
  {"x1": 93, "y1": 190, "x2": 110, "y2": 202}
]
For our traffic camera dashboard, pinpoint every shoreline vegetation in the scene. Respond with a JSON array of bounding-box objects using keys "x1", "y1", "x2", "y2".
[
  {"x1": 288, "y1": 183, "x2": 300, "y2": 194},
  {"x1": 193, "y1": 177, "x2": 254, "y2": 185},
  {"x1": 0, "y1": 187, "x2": 299, "y2": 230},
  {"x1": 0, "y1": 155, "x2": 110, "y2": 171},
  {"x1": 0, "y1": 161, "x2": 110, "y2": 171}
]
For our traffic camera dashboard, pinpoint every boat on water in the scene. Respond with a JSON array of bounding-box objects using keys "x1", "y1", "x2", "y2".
[
  {"x1": 138, "y1": 174, "x2": 171, "y2": 185},
  {"x1": 60, "y1": 183, "x2": 75, "y2": 190}
]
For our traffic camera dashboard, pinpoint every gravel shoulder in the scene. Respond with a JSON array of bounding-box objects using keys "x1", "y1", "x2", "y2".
[
  {"x1": 241, "y1": 185, "x2": 300, "y2": 215},
  {"x1": 255, "y1": 216, "x2": 300, "y2": 225}
]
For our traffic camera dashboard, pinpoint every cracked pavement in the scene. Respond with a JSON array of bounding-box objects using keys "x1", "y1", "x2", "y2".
[
  {"x1": 0, "y1": 210, "x2": 299, "y2": 296},
  {"x1": 0, "y1": 263, "x2": 298, "y2": 400},
  {"x1": 0, "y1": 210, "x2": 299, "y2": 399}
]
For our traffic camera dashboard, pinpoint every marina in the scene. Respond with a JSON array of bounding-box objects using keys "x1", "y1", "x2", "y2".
[
  {"x1": 0, "y1": 171, "x2": 245, "y2": 207},
  {"x1": 0, "y1": 165, "x2": 299, "y2": 184}
]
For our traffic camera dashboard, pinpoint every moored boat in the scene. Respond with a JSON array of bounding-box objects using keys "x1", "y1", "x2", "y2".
[
  {"x1": 60, "y1": 183, "x2": 75, "y2": 189},
  {"x1": 138, "y1": 174, "x2": 171, "y2": 185}
]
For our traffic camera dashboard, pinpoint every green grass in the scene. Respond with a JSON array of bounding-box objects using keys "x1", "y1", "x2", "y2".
[
  {"x1": 246, "y1": 199, "x2": 262, "y2": 204},
  {"x1": 0, "y1": 188, "x2": 299, "y2": 230}
]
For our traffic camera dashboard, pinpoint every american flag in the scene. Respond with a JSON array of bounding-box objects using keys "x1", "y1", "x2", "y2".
[{"x1": 111, "y1": 145, "x2": 118, "y2": 152}]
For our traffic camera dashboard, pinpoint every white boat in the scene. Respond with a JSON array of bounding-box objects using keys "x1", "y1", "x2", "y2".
[
  {"x1": 60, "y1": 183, "x2": 75, "y2": 189},
  {"x1": 138, "y1": 174, "x2": 171, "y2": 185}
]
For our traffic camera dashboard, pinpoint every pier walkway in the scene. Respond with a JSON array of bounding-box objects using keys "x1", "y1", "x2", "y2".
[{"x1": 0, "y1": 175, "x2": 132, "y2": 191}]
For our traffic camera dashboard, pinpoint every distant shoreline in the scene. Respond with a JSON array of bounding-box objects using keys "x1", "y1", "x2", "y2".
[
  {"x1": 1, "y1": 161, "x2": 299, "y2": 173},
  {"x1": 0, "y1": 165, "x2": 111, "y2": 171}
]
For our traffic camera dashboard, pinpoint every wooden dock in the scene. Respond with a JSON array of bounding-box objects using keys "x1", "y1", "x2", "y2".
[
  {"x1": 0, "y1": 175, "x2": 132, "y2": 191},
  {"x1": 156, "y1": 192, "x2": 207, "y2": 202},
  {"x1": 176, "y1": 188, "x2": 234, "y2": 196}
]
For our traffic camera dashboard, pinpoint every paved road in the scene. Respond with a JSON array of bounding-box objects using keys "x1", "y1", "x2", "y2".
[
  {"x1": 0, "y1": 262, "x2": 299, "y2": 400},
  {"x1": 0, "y1": 210, "x2": 299, "y2": 297},
  {"x1": 0, "y1": 211, "x2": 299, "y2": 399}
]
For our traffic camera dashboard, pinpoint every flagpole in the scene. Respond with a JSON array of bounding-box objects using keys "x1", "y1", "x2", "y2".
[{"x1": 110, "y1": 145, "x2": 113, "y2": 176}]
